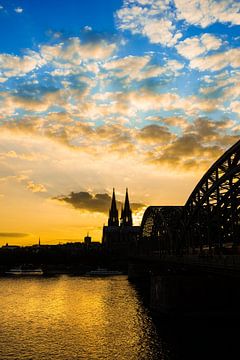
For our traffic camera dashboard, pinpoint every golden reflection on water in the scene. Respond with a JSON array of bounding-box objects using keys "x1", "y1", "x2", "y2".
[{"x1": 0, "y1": 276, "x2": 169, "y2": 360}]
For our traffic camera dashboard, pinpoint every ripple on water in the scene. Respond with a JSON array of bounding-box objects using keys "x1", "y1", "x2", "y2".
[{"x1": 0, "y1": 276, "x2": 171, "y2": 360}]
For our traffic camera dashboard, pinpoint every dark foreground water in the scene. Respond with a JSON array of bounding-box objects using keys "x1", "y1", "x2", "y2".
[{"x1": 0, "y1": 275, "x2": 239, "y2": 360}]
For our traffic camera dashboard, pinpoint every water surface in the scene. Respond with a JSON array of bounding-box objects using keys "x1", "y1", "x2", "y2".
[{"x1": 0, "y1": 276, "x2": 171, "y2": 360}]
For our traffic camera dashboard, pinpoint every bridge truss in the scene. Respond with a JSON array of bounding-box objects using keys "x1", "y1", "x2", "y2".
[
  {"x1": 184, "y1": 139, "x2": 240, "y2": 254},
  {"x1": 140, "y1": 140, "x2": 240, "y2": 255},
  {"x1": 139, "y1": 206, "x2": 183, "y2": 255}
]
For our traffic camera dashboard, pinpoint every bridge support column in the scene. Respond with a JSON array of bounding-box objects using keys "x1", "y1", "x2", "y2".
[
  {"x1": 150, "y1": 273, "x2": 240, "y2": 318},
  {"x1": 128, "y1": 262, "x2": 151, "y2": 281}
]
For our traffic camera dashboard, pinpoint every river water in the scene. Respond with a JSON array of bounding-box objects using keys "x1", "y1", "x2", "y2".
[{"x1": 0, "y1": 275, "x2": 238, "y2": 360}]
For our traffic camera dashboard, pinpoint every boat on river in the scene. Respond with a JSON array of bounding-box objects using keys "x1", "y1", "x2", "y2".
[
  {"x1": 5, "y1": 265, "x2": 43, "y2": 276},
  {"x1": 85, "y1": 268, "x2": 123, "y2": 276}
]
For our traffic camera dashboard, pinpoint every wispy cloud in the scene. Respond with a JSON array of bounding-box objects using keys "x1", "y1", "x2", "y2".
[
  {"x1": 26, "y1": 181, "x2": 47, "y2": 193},
  {"x1": 0, "y1": 232, "x2": 28, "y2": 237}
]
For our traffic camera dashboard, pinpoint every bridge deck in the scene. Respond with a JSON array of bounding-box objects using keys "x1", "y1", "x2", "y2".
[{"x1": 130, "y1": 254, "x2": 240, "y2": 276}]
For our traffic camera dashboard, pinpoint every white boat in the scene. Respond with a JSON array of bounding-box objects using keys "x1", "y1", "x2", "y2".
[
  {"x1": 5, "y1": 265, "x2": 43, "y2": 276},
  {"x1": 85, "y1": 268, "x2": 123, "y2": 276}
]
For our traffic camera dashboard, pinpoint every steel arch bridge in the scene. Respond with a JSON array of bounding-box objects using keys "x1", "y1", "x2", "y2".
[
  {"x1": 139, "y1": 139, "x2": 240, "y2": 255},
  {"x1": 139, "y1": 206, "x2": 183, "y2": 255}
]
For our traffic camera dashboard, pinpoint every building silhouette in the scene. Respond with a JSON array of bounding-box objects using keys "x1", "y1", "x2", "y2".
[
  {"x1": 120, "y1": 188, "x2": 133, "y2": 226},
  {"x1": 84, "y1": 233, "x2": 92, "y2": 246},
  {"x1": 108, "y1": 188, "x2": 119, "y2": 226},
  {"x1": 102, "y1": 188, "x2": 140, "y2": 257}
]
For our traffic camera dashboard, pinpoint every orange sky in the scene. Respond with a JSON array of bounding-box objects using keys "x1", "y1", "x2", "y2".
[{"x1": 0, "y1": 129, "x2": 206, "y2": 245}]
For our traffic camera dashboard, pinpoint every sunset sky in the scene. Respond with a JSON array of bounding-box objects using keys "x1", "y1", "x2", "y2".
[{"x1": 0, "y1": 0, "x2": 239, "y2": 245}]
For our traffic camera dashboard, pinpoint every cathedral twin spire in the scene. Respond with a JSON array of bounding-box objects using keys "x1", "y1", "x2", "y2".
[
  {"x1": 108, "y1": 188, "x2": 119, "y2": 226},
  {"x1": 108, "y1": 188, "x2": 132, "y2": 227},
  {"x1": 121, "y1": 188, "x2": 133, "y2": 226}
]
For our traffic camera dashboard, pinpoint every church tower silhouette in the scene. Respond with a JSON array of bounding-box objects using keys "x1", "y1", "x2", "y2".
[
  {"x1": 108, "y1": 188, "x2": 119, "y2": 226},
  {"x1": 120, "y1": 188, "x2": 132, "y2": 226},
  {"x1": 103, "y1": 188, "x2": 140, "y2": 258}
]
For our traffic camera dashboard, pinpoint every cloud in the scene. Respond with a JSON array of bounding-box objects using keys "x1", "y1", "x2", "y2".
[
  {"x1": 175, "y1": 0, "x2": 240, "y2": 27},
  {"x1": 26, "y1": 181, "x2": 47, "y2": 193},
  {"x1": 83, "y1": 26, "x2": 92, "y2": 32},
  {"x1": 0, "y1": 35, "x2": 117, "y2": 84},
  {"x1": 14, "y1": 7, "x2": 23, "y2": 13},
  {"x1": 95, "y1": 123, "x2": 133, "y2": 144},
  {"x1": 0, "y1": 87, "x2": 89, "y2": 116},
  {"x1": 0, "y1": 51, "x2": 44, "y2": 79},
  {"x1": 0, "y1": 29, "x2": 238, "y2": 176},
  {"x1": 116, "y1": 0, "x2": 239, "y2": 48},
  {"x1": 0, "y1": 87, "x2": 223, "y2": 154},
  {"x1": 222, "y1": 79, "x2": 240, "y2": 101},
  {"x1": 122, "y1": 89, "x2": 219, "y2": 115},
  {"x1": 54, "y1": 191, "x2": 145, "y2": 214},
  {"x1": 103, "y1": 55, "x2": 183, "y2": 84},
  {"x1": 142, "y1": 18, "x2": 182, "y2": 46},
  {"x1": 138, "y1": 124, "x2": 175, "y2": 144},
  {"x1": 161, "y1": 116, "x2": 189, "y2": 130},
  {"x1": 40, "y1": 37, "x2": 117, "y2": 64},
  {"x1": 166, "y1": 59, "x2": 184, "y2": 72},
  {"x1": 176, "y1": 34, "x2": 222, "y2": 60},
  {"x1": 104, "y1": 55, "x2": 152, "y2": 80},
  {"x1": 0, "y1": 173, "x2": 29, "y2": 184},
  {"x1": 199, "y1": 69, "x2": 240, "y2": 97},
  {"x1": 230, "y1": 101, "x2": 240, "y2": 114},
  {"x1": 146, "y1": 115, "x2": 189, "y2": 129},
  {"x1": 1, "y1": 114, "x2": 238, "y2": 192},
  {"x1": 150, "y1": 133, "x2": 223, "y2": 170},
  {"x1": 0, "y1": 171, "x2": 47, "y2": 193},
  {"x1": 0, "y1": 232, "x2": 28, "y2": 238},
  {"x1": 116, "y1": 0, "x2": 182, "y2": 46},
  {"x1": 147, "y1": 117, "x2": 239, "y2": 170},
  {"x1": 189, "y1": 48, "x2": 240, "y2": 71},
  {"x1": 0, "y1": 150, "x2": 48, "y2": 162}
]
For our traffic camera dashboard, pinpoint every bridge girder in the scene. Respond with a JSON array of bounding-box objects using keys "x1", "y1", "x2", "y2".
[
  {"x1": 184, "y1": 139, "x2": 240, "y2": 253},
  {"x1": 139, "y1": 206, "x2": 183, "y2": 255},
  {"x1": 139, "y1": 139, "x2": 240, "y2": 255}
]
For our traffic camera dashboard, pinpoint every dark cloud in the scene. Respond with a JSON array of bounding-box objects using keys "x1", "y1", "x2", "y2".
[
  {"x1": 148, "y1": 117, "x2": 240, "y2": 171},
  {"x1": 0, "y1": 232, "x2": 29, "y2": 238},
  {"x1": 138, "y1": 124, "x2": 175, "y2": 144},
  {"x1": 54, "y1": 191, "x2": 145, "y2": 214}
]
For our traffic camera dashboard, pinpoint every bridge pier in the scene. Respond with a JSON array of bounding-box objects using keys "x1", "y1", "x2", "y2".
[
  {"x1": 128, "y1": 262, "x2": 151, "y2": 281},
  {"x1": 151, "y1": 273, "x2": 226, "y2": 316},
  {"x1": 129, "y1": 258, "x2": 240, "y2": 319}
]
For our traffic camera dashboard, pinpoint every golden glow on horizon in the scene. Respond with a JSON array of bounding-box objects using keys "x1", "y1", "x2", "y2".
[{"x1": 0, "y1": 130, "x2": 207, "y2": 246}]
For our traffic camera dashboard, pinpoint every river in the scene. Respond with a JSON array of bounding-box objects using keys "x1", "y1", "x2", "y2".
[{"x1": 0, "y1": 275, "x2": 238, "y2": 359}]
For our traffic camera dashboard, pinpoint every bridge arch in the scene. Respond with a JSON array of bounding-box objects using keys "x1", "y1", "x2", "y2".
[
  {"x1": 183, "y1": 139, "x2": 240, "y2": 253},
  {"x1": 139, "y1": 206, "x2": 183, "y2": 255}
]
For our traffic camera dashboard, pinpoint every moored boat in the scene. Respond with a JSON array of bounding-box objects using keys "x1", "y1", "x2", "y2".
[
  {"x1": 85, "y1": 268, "x2": 123, "y2": 276},
  {"x1": 5, "y1": 265, "x2": 43, "y2": 276}
]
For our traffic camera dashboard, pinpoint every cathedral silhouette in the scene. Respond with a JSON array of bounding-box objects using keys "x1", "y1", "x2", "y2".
[{"x1": 102, "y1": 189, "x2": 140, "y2": 257}]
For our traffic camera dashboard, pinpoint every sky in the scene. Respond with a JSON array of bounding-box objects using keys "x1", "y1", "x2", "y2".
[{"x1": 0, "y1": 0, "x2": 239, "y2": 245}]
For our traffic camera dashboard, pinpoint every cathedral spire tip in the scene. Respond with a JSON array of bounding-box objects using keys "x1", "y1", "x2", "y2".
[
  {"x1": 108, "y1": 187, "x2": 119, "y2": 226},
  {"x1": 121, "y1": 188, "x2": 133, "y2": 226}
]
